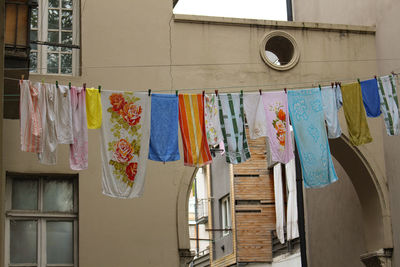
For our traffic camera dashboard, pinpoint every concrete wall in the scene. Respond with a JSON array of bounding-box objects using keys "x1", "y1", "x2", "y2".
[
  {"x1": 0, "y1": 0, "x2": 5, "y2": 265},
  {"x1": 209, "y1": 153, "x2": 233, "y2": 260}
]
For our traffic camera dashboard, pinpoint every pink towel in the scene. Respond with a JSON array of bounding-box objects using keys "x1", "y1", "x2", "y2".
[
  {"x1": 262, "y1": 91, "x2": 294, "y2": 164},
  {"x1": 70, "y1": 86, "x2": 88, "y2": 170}
]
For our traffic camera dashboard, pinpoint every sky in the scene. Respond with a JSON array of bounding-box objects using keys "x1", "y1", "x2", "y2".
[{"x1": 173, "y1": 0, "x2": 287, "y2": 21}]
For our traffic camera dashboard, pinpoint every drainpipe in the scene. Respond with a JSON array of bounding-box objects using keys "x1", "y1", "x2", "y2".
[
  {"x1": 286, "y1": 0, "x2": 293, "y2": 21},
  {"x1": 194, "y1": 176, "x2": 199, "y2": 255},
  {"x1": 295, "y1": 144, "x2": 308, "y2": 267}
]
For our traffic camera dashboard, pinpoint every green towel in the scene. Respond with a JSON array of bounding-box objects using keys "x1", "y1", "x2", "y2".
[{"x1": 341, "y1": 82, "x2": 373, "y2": 146}]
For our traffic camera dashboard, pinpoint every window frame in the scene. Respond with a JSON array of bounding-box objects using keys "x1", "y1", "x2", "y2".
[
  {"x1": 30, "y1": 0, "x2": 80, "y2": 76},
  {"x1": 220, "y1": 194, "x2": 231, "y2": 236},
  {"x1": 4, "y1": 172, "x2": 79, "y2": 267}
]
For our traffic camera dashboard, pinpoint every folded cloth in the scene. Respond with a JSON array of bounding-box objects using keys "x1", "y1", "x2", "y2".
[
  {"x1": 55, "y1": 85, "x2": 74, "y2": 144},
  {"x1": 204, "y1": 94, "x2": 224, "y2": 146},
  {"x1": 377, "y1": 75, "x2": 400, "y2": 135},
  {"x1": 321, "y1": 85, "x2": 343, "y2": 138},
  {"x1": 20, "y1": 80, "x2": 45, "y2": 153},
  {"x1": 341, "y1": 83, "x2": 373, "y2": 145},
  {"x1": 360, "y1": 79, "x2": 382, "y2": 118},
  {"x1": 243, "y1": 93, "x2": 267, "y2": 139},
  {"x1": 101, "y1": 91, "x2": 150, "y2": 198},
  {"x1": 38, "y1": 83, "x2": 58, "y2": 165},
  {"x1": 70, "y1": 86, "x2": 88, "y2": 170},
  {"x1": 288, "y1": 88, "x2": 338, "y2": 188},
  {"x1": 218, "y1": 92, "x2": 251, "y2": 164},
  {"x1": 85, "y1": 88, "x2": 102, "y2": 129},
  {"x1": 148, "y1": 94, "x2": 180, "y2": 162},
  {"x1": 262, "y1": 91, "x2": 294, "y2": 164},
  {"x1": 178, "y1": 94, "x2": 212, "y2": 167}
]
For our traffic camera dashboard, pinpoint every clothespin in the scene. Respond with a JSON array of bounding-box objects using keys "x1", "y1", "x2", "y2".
[
  {"x1": 56, "y1": 81, "x2": 58, "y2": 88},
  {"x1": 83, "y1": 83, "x2": 86, "y2": 91},
  {"x1": 339, "y1": 82, "x2": 342, "y2": 87},
  {"x1": 21, "y1": 74, "x2": 25, "y2": 81},
  {"x1": 202, "y1": 90, "x2": 205, "y2": 98},
  {"x1": 240, "y1": 90, "x2": 243, "y2": 95},
  {"x1": 318, "y1": 85, "x2": 322, "y2": 90},
  {"x1": 284, "y1": 88, "x2": 287, "y2": 94},
  {"x1": 148, "y1": 89, "x2": 151, "y2": 96},
  {"x1": 215, "y1": 90, "x2": 218, "y2": 96},
  {"x1": 391, "y1": 71, "x2": 395, "y2": 76},
  {"x1": 175, "y1": 90, "x2": 178, "y2": 96},
  {"x1": 374, "y1": 75, "x2": 377, "y2": 79},
  {"x1": 335, "y1": 82, "x2": 338, "y2": 88},
  {"x1": 259, "y1": 89, "x2": 262, "y2": 95},
  {"x1": 98, "y1": 85, "x2": 101, "y2": 93},
  {"x1": 331, "y1": 82, "x2": 334, "y2": 88},
  {"x1": 69, "y1": 82, "x2": 71, "y2": 90},
  {"x1": 357, "y1": 78, "x2": 361, "y2": 84}
]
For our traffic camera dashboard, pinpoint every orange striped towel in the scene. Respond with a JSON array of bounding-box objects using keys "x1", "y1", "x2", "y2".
[{"x1": 178, "y1": 94, "x2": 212, "y2": 167}]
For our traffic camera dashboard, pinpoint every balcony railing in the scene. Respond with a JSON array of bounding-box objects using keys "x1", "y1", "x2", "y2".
[{"x1": 196, "y1": 198, "x2": 208, "y2": 223}]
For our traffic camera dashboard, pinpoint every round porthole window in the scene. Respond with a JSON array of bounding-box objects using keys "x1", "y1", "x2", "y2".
[{"x1": 260, "y1": 31, "x2": 300, "y2": 71}]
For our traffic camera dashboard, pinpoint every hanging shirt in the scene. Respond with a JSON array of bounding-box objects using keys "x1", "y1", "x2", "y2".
[
  {"x1": 341, "y1": 83, "x2": 373, "y2": 145},
  {"x1": 377, "y1": 75, "x2": 400, "y2": 136},
  {"x1": 70, "y1": 86, "x2": 88, "y2": 170},
  {"x1": 85, "y1": 88, "x2": 102, "y2": 129},
  {"x1": 262, "y1": 91, "x2": 294, "y2": 164},
  {"x1": 148, "y1": 94, "x2": 180, "y2": 162},
  {"x1": 204, "y1": 94, "x2": 224, "y2": 146},
  {"x1": 243, "y1": 93, "x2": 267, "y2": 139},
  {"x1": 38, "y1": 83, "x2": 58, "y2": 165},
  {"x1": 321, "y1": 85, "x2": 343, "y2": 139},
  {"x1": 55, "y1": 85, "x2": 74, "y2": 144},
  {"x1": 288, "y1": 88, "x2": 338, "y2": 188},
  {"x1": 360, "y1": 79, "x2": 382, "y2": 118},
  {"x1": 101, "y1": 91, "x2": 150, "y2": 198},
  {"x1": 178, "y1": 94, "x2": 212, "y2": 167},
  {"x1": 218, "y1": 92, "x2": 251, "y2": 164},
  {"x1": 20, "y1": 80, "x2": 45, "y2": 153}
]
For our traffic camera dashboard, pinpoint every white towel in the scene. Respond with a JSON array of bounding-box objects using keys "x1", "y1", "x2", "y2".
[
  {"x1": 38, "y1": 83, "x2": 58, "y2": 164},
  {"x1": 243, "y1": 93, "x2": 267, "y2": 139},
  {"x1": 101, "y1": 91, "x2": 151, "y2": 198},
  {"x1": 55, "y1": 85, "x2": 74, "y2": 144},
  {"x1": 204, "y1": 94, "x2": 224, "y2": 146},
  {"x1": 285, "y1": 158, "x2": 299, "y2": 241},
  {"x1": 274, "y1": 163, "x2": 285, "y2": 244}
]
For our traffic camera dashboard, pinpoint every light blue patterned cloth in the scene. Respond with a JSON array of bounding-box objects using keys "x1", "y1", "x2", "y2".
[
  {"x1": 288, "y1": 88, "x2": 338, "y2": 188},
  {"x1": 321, "y1": 85, "x2": 343, "y2": 138}
]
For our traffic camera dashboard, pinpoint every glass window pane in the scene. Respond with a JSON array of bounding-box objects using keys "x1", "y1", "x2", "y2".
[
  {"x1": 61, "y1": 54, "x2": 72, "y2": 74},
  {"x1": 12, "y1": 178, "x2": 38, "y2": 210},
  {"x1": 61, "y1": 31, "x2": 72, "y2": 52},
  {"x1": 30, "y1": 7, "x2": 38, "y2": 28},
  {"x1": 47, "y1": 221, "x2": 73, "y2": 264},
  {"x1": 48, "y1": 31, "x2": 59, "y2": 51},
  {"x1": 61, "y1": 10, "x2": 73, "y2": 30},
  {"x1": 30, "y1": 30, "x2": 37, "y2": 50},
  {"x1": 10, "y1": 220, "x2": 37, "y2": 264},
  {"x1": 49, "y1": 0, "x2": 59, "y2": 8},
  {"x1": 29, "y1": 52, "x2": 38, "y2": 73},
  {"x1": 62, "y1": 0, "x2": 73, "y2": 8},
  {"x1": 43, "y1": 179, "x2": 73, "y2": 212},
  {"x1": 48, "y1": 9, "x2": 59, "y2": 29},
  {"x1": 47, "y1": 53, "x2": 59, "y2": 74}
]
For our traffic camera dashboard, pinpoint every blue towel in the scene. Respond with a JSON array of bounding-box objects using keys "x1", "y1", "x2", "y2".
[
  {"x1": 360, "y1": 79, "x2": 382, "y2": 117},
  {"x1": 288, "y1": 88, "x2": 338, "y2": 188},
  {"x1": 148, "y1": 94, "x2": 180, "y2": 162}
]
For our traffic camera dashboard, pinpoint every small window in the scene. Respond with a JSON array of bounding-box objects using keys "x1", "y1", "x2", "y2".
[
  {"x1": 220, "y1": 195, "x2": 231, "y2": 236},
  {"x1": 5, "y1": 173, "x2": 78, "y2": 267},
  {"x1": 260, "y1": 30, "x2": 299, "y2": 71}
]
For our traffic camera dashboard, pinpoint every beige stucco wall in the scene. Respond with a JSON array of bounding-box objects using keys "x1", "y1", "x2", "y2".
[{"x1": 1, "y1": 1, "x2": 388, "y2": 266}]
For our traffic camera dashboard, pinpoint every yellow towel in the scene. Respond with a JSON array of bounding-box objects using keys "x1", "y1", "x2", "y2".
[
  {"x1": 85, "y1": 88, "x2": 102, "y2": 129},
  {"x1": 341, "y1": 83, "x2": 372, "y2": 146}
]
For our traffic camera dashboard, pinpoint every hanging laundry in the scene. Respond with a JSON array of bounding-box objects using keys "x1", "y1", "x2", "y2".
[
  {"x1": 288, "y1": 88, "x2": 338, "y2": 188},
  {"x1": 262, "y1": 91, "x2": 294, "y2": 164},
  {"x1": 273, "y1": 163, "x2": 285, "y2": 244},
  {"x1": 20, "y1": 80, "x2": 44, "y2": 153},
  {"x1": 243, "y1": 93, "x2": 267, "y2": 139},
  {"x1": 148, "y1": 94, "x2": 180, "y2": 162},
  {"x1": 85, "y1": 87, "x2": 102, "y2": 129},
  {"x1": 218, "y1": 92, "x2": 251, "y2": 164},
  {"x1": 321, "y1": 85, "x2": 343, "y2": 138},
  {"x1": 377, "y1": 75, "x2": 400, "y2": 136},
  {"x1": 360, "y1": 79, "x2": 382, "y2": 118},
  {"x1": 70, "y1": 86, "x2": 88, "y2": 170},
  {"x1": 265, "y1": 137, "x2": 277, "y2": 168},
  {"x1": 285, "y1": 158, "x2": 299, "y2": 241},
  {"x1": 55, "y1": 85, "x2": 74, "y2": 144},
  {"x1": 341, "y1": 83, "x2": 373, "y2": 145},
  {"x1": 178, "y1": 94, "x2": 212, "y2": 167},
  {"x1": 204, "y1": 94, "x2": 223, "y2": 146},
  {"x1": 101, "y1": 91, "x2": 150, "y2": 198},
  {"x1": 38, "y1": 83, "x2": 58, "y2": 165}
]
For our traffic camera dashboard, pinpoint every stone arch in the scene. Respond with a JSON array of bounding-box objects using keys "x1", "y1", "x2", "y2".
[{"x1": 329, "y1": 135, "x2": 393, "y2": 262}]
